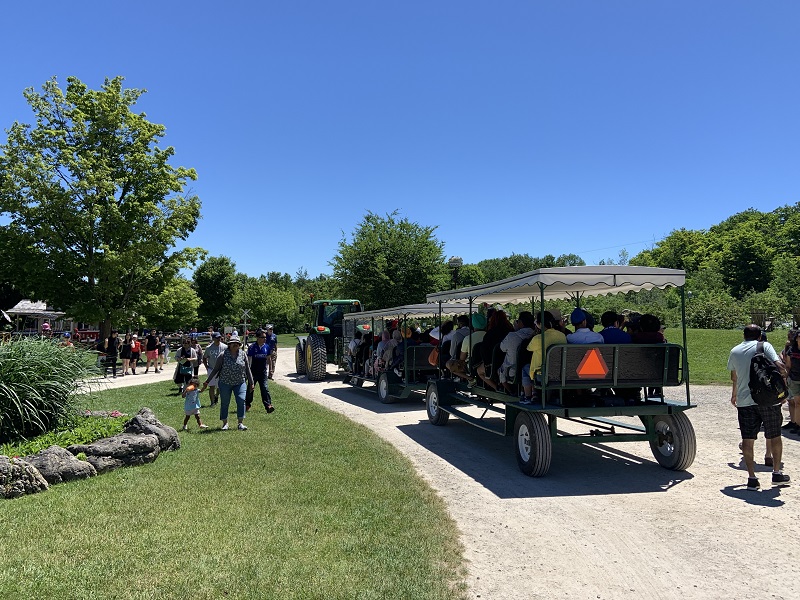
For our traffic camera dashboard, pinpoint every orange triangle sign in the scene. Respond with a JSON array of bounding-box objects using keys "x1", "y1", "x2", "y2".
[{"x1": 576, "y1": 348, "x2": 610, "y2": 379}]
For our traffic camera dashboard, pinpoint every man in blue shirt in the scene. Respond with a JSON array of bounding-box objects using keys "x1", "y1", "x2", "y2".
[
  {"x1": 599, "y1": 311, "x2": 632, "y2": 344},
  {"x1": 246, "y1": 331, "x2": 275, "y2": 413}
]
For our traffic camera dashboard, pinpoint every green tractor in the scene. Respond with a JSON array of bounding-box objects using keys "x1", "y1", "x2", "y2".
[{"x1": 295, "y1": 299, "x2": 366, "y2": 381}]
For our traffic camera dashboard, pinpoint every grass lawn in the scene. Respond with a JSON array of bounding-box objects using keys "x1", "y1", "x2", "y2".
[
  {"x1": 0, "y1": 381, "x2": 467, "y2": 600},
  {"x1": 684, "y1": 327, "x2": 789, "y2": 385}
]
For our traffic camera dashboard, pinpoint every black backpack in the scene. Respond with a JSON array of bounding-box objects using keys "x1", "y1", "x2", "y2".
[{"x1": 748, "y1": 342, "x2": 788, "y2": 405}]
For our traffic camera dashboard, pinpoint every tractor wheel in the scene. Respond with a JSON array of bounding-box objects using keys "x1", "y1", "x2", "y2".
[
  {"x1": 644, "y1": 413, "x2": 696, "y2": 471},
  {"x1": 295, "y1": 342, "x2": 306, "y2": 375},
  {"x1": 426, "y1": 383, "x2": 449, "y2": 426},
  {"x1": 514, "y1": 411, "x2": 552, "y2": 477},
  {"x1": 305, "y1": 334, "x2": 327, "y2": 381},
  {"x1": 377, "y1": 372, "x2": 394, "y2": 404}
]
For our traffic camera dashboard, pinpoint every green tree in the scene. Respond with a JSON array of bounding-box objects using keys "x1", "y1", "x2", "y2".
[
  {"x1": 139, "y1": 276, "x2": 201, "y2": 332},
  {"x1": 0, "y1": 76, "x2": 202, "y2": 336},
  {"x1": 717, "y1": 226, "x2": 774, "y2": 298},
  {"x1": 231, "y1": 276, "x2": 298, "y2": 333},
  {"x1": 193, "y1": 256, "x2": 238, "y2": 327},
  {"x1": 331, "y1": 211, "x2": 449, "y2": 309}
]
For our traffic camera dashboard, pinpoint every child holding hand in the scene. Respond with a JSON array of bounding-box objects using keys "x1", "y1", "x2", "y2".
[{"x1": 182, "y1": 377, "x2": 208, "y2": 431}]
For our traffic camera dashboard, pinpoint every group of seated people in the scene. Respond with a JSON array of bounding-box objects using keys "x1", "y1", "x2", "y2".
[
  {"x1": 346, "y1": 319, "x2": 433, "y2": 380},
  {"x1": 438, "y1": 306, "x2": 666, "y2": 404},
  {"x1": 345, "y1": 307, "x2": 667, "y2": 401}
]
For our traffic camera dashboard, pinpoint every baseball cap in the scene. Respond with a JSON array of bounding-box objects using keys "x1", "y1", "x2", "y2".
[
  {"x1": 212, "y1": 332, "x2": 222, "y2": 339},
  {"x1": 570, "y1": 308, "x2": 588, "y2": 325}
]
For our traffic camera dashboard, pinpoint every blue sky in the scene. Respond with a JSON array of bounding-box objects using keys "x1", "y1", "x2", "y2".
[{"x1": 2, "y1": 1, "x2": 798, "y2": 279}]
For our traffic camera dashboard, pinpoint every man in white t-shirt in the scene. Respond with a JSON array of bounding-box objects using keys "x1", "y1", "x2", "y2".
[
  {"x1": 203, "y1": 332, "x2": 228, "y2": 406},
  {"x1": 728, "y1": 324, "x2": 790, "y2": 490}
]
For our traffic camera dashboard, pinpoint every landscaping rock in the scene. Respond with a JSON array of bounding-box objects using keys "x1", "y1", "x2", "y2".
[
  {"x1": 0, "y1": 455, "x2": 49, "y2": 499},
  {"x1": 68, "y1": 433, "x2": 160, "y2": 474},
  {"x1": 124, "y1": 407, "x2": 180, "y2": 452},
  {"x1": 24, "y1": 445, "x2": 97, "y2": 485}
]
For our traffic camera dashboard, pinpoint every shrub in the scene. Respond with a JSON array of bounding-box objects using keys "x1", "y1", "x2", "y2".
[
  {"x1": 686, "y1": 291, "x2": 748, "y2": 329},
  {"x1": 0, "y1": 337, "x2": 99, "y2": 444}
]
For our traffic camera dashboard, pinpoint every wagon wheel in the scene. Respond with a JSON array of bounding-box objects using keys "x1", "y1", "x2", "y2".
[
  {"x1": 514, "y1": 411, "x2": 552, "y2": 477},
  {"x1": 644, "y1": 413, "x2": 696, "y2": 471},
  {"x1": 295, "y1": 342, "x2": 306, "y2": 375},
  {"x1": 426, "y1": 383, "x2": 449, "y2": 426},
  {"x1": 305, "y1": 334, "x2": 327, "y2": 381},
  {"x1": 377, "y1": 372, "x2": 394, "y2": 404}
]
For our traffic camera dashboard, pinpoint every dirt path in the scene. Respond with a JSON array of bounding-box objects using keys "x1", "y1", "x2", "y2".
[
  {"x1": 114, "y1": 356, "x2": 800, "y2": 599},
  {"x1": 270, "y1": 360, "x2": 800, "y2": 600}
]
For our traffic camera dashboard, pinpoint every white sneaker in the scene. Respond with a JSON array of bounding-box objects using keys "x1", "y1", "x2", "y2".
[
  {"x1": 238, "y1": 423, "x2": 248, "y2": 431},
  {"x1": 221, "y1": 423, "x2": 229, "y2": 430}
]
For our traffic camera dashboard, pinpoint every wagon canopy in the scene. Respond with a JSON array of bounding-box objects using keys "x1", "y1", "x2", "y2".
[
  {"x1": 343, "y1": 302, "x2": 473, "y2": 323},
  {"x1": 426, "y1": 266, "x2": 686, "y2": 304}
]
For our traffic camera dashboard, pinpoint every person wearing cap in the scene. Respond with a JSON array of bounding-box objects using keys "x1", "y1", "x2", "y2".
[
  {"x1": 202, "y1": 332, "x2": 254, "y2": 430},
  {"x1": 265, "y1": 324, "x2": 278, "y2": 379},
  {"x1": 566, "y1": 308, "x2": 604, "y2": 344},
  {"x1": 203, "y1": 332, "x2": 227, "y2": 406},
  {"x1": 446, "y1": 313, "x2": 487, "y2": 381},
  {"x1": 60, "y1": 332, "x2": 74, "y2": 349}
]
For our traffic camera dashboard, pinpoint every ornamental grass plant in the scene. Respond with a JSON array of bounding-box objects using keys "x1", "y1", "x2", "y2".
[{"x1": 0, "y1": 337, "x2": 99, "y2": 444}]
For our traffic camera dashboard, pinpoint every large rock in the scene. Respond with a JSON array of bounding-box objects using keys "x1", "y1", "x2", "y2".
[
  {"x1": 0, "y1": 455, "x2": 49, "y2": 499},
  {"x1": 24, "y1": 445, "x2": 97, "y2": 485},
  {"x1": 68, "y1": 433, "x2": 160, "y2": 474},
  {"x1": 124, "y1": 407, "x2": 180, "y2": 452}
]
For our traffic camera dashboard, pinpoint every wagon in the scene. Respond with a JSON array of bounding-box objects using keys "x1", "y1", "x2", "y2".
[
  {"x1": 424, "y1": 266, "x2": 696, "y2": 476},
  {"x1": 341, "y1": 302, "x2": 471, "y2": 402}
]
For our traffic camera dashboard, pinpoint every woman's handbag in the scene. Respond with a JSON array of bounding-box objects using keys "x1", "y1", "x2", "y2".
[{"x1": 427, "y1": 346, "x2": 440, "y2": 367}]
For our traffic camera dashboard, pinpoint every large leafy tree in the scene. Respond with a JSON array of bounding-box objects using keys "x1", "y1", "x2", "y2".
[
  {"x1": 193, "y1": 256, "x2": 238, "y2": 327},
  {"x1": 0, "y1": 76, "x2": 202, "y2": 336},
  {"x1": 331, "y1": 211, "x2": 449, "y2": 310}
]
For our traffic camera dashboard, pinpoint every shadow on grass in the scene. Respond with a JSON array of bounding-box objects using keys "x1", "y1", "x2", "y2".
[{"x1": 395, "y1": 418, "x2": 694, "y2": 499}]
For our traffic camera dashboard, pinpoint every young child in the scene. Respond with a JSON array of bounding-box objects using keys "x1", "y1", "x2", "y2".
[{"x1": 182, "y1": 377, "x2": 208, "y2": 431}]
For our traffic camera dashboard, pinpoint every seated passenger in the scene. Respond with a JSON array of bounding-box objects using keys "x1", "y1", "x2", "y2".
[
  {"x1": 631, "y1": 314, "x2": 665, "y2": 344},
  {"x1": 446, "y1": 313, "x2": 487, "y2": 381},
  {"x1": 347, "y1": 330, "x2": 363, "y2": 373},
  {"x1": 449, "y1": 315, "x2": 472, "y2": 354},
  {"x1": 600, "y1": 311, "x2": 632, "y2": 344},
  {"x1": 566, "y1": 308, "x2": 604, "y2": 344},
  {"x1": 476, "y1": 309, "x2": 515, "y2": 390},
  {"x1": 374, "y1": 330, "x2": 391, "y2": 373},
  {"x1": 498, "y1": 311, "x2": 536, "y2": 393},
  {"x1": 546, "y1": 308, "x2": 569, "y2": 335},
  {"x1": 520, "y1": 311, "x2": 567, "y2": 404}
]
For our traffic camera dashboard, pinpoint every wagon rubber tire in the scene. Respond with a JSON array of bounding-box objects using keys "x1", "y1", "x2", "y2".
[
  {"x1": 295, "y1": 342, "x2": 306, "y2": 375},
  {"x1": 305, "y1": 334, "x2": 327, "y2": 381},
  {"x1": 644, "y1": 412, "x2": 696, "y2": 471},
  {"x1": 377, "y1": 372, "x2": 394, "y2": 404},
  {"x1": 514, "y1": 411, "x2": 552, "y2": 477},
  {"x1": 426, "y1": 384, "x2": 449, "y2": 426}
]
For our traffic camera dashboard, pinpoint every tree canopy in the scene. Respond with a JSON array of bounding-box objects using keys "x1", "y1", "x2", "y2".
[
  {"x1": 0, "y1": 76, "x2": 202, "y2": 334},
  {"x1": 331, "y1": 211, "x2": 449, "y2": 310}
]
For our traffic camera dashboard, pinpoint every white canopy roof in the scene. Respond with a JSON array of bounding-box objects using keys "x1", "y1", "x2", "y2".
[
  {"x1": 343, "y1": 302, "x2": 473, "y2": 322},
  {"x1": 426, "y1": 266, "x2": 686, "y2": 304}
]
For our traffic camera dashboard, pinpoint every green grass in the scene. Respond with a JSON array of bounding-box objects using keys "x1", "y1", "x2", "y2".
[
  {"x1": 0, "y1": 381, "x2": 467, "y2": 600},
  {"x1": 682, "y1": 327, "x2": 789, "y2": 385}
]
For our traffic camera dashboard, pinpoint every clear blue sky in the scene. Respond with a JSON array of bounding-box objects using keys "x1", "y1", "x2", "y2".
[{"x1": 2, "y1": 1, "x2": 798, "y2": 279}]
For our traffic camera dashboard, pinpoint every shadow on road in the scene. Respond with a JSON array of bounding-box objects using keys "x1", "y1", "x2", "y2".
[
  {"x1": 396, "y1": 418, "x2": 694, "y2": 499},
  {"x1": 720, "y1": 485, "x2": 786, "y2": 507},
  {"x1": 320, "y1": 386, "x2": 427, "y2": 414}
]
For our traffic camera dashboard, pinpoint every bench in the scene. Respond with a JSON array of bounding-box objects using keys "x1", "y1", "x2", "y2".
[{"x1": 540, "y1": 343, "x2": 683, "y2": 405}]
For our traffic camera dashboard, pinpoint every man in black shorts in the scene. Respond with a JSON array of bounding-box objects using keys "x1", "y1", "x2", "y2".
[{"x1": 728, "y1": 324, "x2": 791, "y2": 490}]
